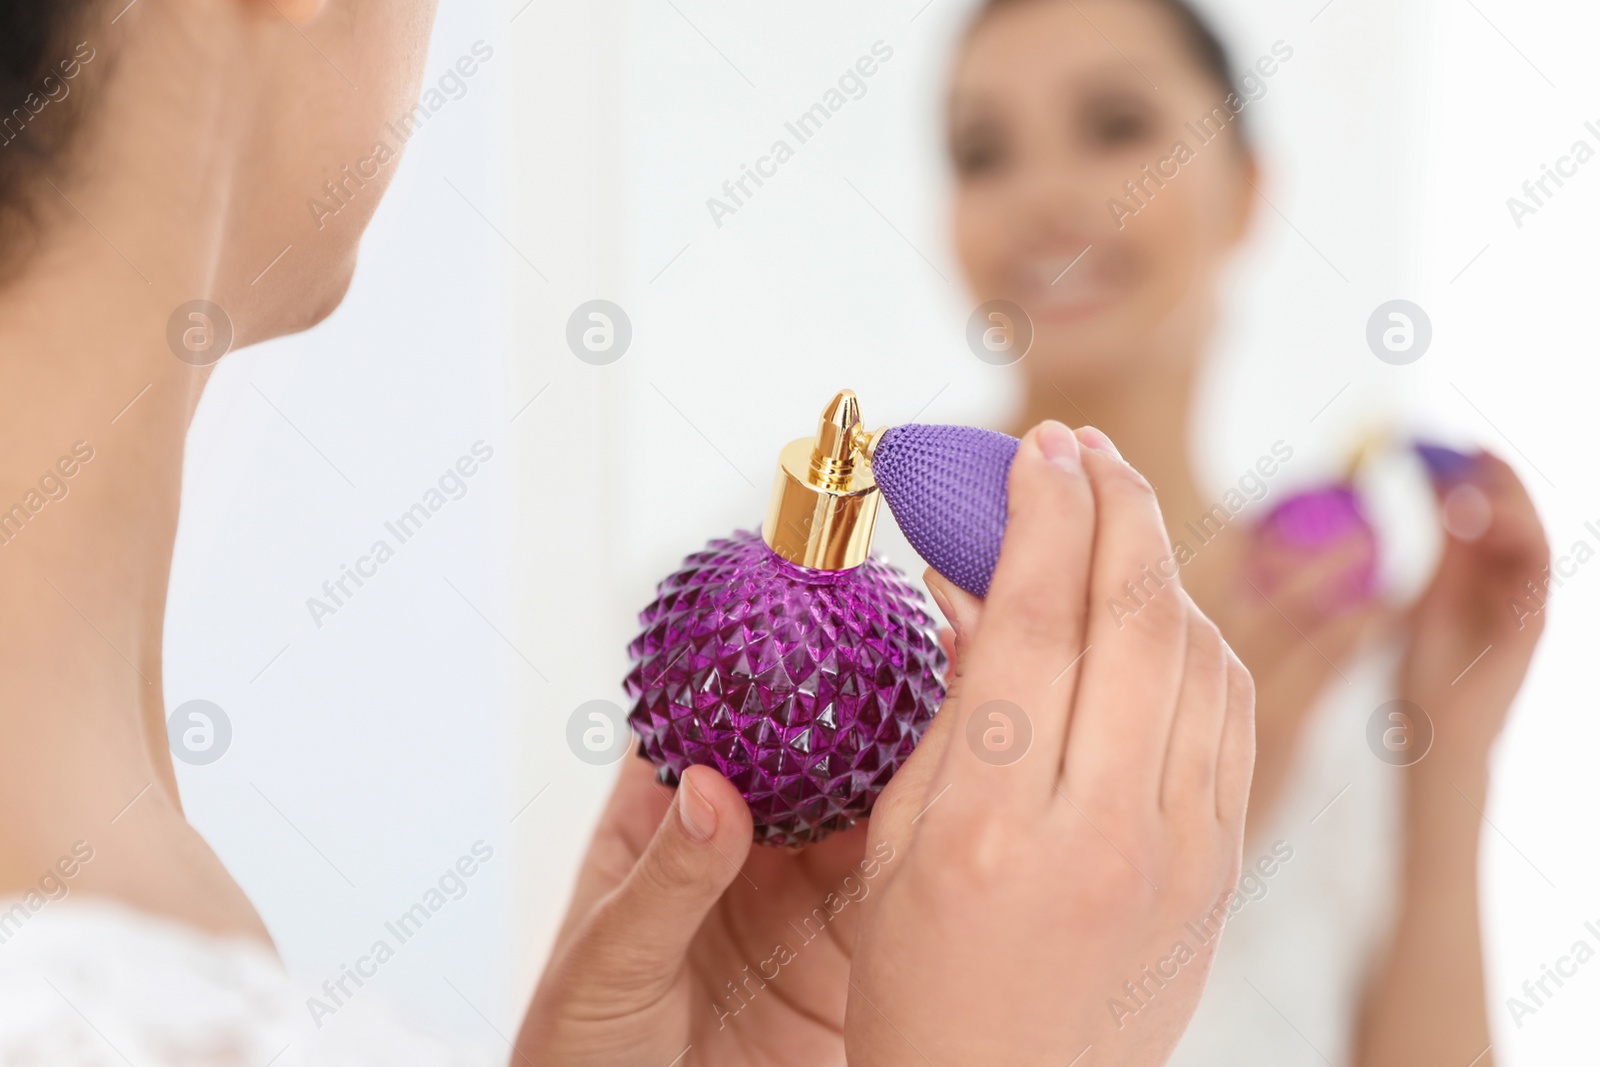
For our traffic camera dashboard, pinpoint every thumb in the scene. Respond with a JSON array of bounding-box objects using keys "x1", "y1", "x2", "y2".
[{"x1": 576, "y1": 764, "x2": 754, "y2": 987}]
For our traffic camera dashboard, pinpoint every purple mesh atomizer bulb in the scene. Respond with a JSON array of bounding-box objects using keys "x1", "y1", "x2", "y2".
[
  {"x1": 625, "y1": 392, "x2": 947, "y2": 847},
  {"x1": 870, "y1": 424, "x2": 1021, "y2": 599},
  {"x1": 1413, "y1": 440, "x2": 1479, "y2": 485}
]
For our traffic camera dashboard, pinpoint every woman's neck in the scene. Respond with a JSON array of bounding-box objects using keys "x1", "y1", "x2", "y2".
[
  {"x1": 1009, "y1": 348, "x2": 1251, "y2": 616},
  {"x1": 1012, "y1": 363, "x2": 1208, "y2": 537},
  {"x1": 0, "y1": 229, "x2": 269, "y2": 943}
]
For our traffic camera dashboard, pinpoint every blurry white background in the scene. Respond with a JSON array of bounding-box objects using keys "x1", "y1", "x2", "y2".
[{"x1": 165, "y1": 0, "x2": 1598, "y2": 1059}]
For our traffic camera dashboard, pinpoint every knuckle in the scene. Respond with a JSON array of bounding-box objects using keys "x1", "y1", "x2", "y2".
[
  {"x1": 1112, "y1": 577, "x2": 1186, "y2": 641},
  {"x1": 1187, "y1": 614, "x2": 1227, "y2": 675},
  {"x1": 1224, "y1": 650, "x2": 1256, "y2": 711},
  {"x1": 1095, "y1": 454, "x2": 1159, "y2": 503},
  {"x1": 636, "y1": 838, "x2": 697, "y2": 896},
  {"x1": 921, "y1": 812, "x2": 1029, "y2": 895}
]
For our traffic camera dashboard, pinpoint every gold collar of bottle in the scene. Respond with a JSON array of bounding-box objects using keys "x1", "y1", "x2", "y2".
[{"x1": 760, "y1": 390, "x2": 886, "y2": 571}]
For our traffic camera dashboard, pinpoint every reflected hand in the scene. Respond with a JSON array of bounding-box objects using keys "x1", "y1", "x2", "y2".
[{"x1": 1400, "y1": 451, "x2": 1550, "y2": 771}]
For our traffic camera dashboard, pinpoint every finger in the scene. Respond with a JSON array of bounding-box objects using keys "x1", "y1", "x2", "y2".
[
  {"x1": 1160, "y1": 597, "x2": 1229, "y2": 814},
  {"x1": 869, "y1": 575, "x2": 982, "y2": 850},
  {"x1": 1216, "y1": 648, "x2": 1257, "y2": 828},
  {"x1": 1459, "y1": 454, "x2": 1547, "y2": 562},
  {"x1": 939, "y1": 420, "x2": 1095, "y2": 798},
  {"x1": 550, "y1": 756, "x2": 671, "y2": 955},
  {"x1": 1062, "y1": 428, "x2": 1188, "y2": 808},
  {"x1": 867, "y1": 696, "x2": 960, "y2": 856},
  {"x1": 926, "y1": 567, "x2": 982, "y2": 646},
  {"x1": 926, "y1": 567, "x2": 982, "y2": 700},
  {"x1": 574, "y1": 765, "x2": 754, "y2": 987},
  {"x1": 1439, "y1": 482, "x2": 1493, "y2": 542}
]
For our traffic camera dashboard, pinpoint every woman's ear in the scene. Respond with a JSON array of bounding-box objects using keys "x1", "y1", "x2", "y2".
[{"x1": 264, "y1": 0, "x2": 327, "y2": 26}]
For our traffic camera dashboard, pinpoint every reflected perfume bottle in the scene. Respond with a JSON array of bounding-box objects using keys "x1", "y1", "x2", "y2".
[{"x1": 624, "y1": 391, "x2": 947, "y2": 846}]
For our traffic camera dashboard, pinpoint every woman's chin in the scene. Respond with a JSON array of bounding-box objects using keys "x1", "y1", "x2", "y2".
[
  {"x1": 235, "y1": 253, "x2": 358, "y2": 349},
  {"x1": 300, "y1": 259, "x2": 357, "y2": 330},
  {"x1": 1028, "y1": 318, "x2": 1158, "y2": 385}
]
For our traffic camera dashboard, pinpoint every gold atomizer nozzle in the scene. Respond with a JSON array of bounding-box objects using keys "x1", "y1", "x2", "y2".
[
  {"x1": 1343, "y1": 424, "x2": 1396, "y2": 481},
  {"x1": 761, "y1": 390, "x2": 887, "y2": 571}
]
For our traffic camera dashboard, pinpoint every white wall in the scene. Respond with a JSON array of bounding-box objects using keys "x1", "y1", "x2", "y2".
[
  {"x1": 1420, "y1": 2, "x2": 1600, "y2": 1060},
  {"x1": 169, "y1": 0, "x2": 512, "y2": 1043}
]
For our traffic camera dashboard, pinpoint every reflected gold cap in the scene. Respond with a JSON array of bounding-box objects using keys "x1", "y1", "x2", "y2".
[{"x1": 760, "y1": 390, "x2": 887, "y2": 571}]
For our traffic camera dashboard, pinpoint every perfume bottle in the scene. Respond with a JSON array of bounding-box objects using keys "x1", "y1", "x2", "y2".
[{"x1": 624, "y1": 391, "x2": 947, "y2": 847}]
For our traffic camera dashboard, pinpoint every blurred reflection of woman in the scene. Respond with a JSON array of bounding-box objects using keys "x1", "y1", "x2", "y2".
[{"x1": 945, "y1": 1, "x2": 1549, "y2": 1063}]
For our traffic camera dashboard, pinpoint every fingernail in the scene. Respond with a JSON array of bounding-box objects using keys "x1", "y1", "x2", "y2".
[
  {"x1": 925, "y1": 574, "x2": 961, "y2": 637},
  {"x1": 1441, "y1": 483, "x2": 1492, "y2": 541},
  {"x1": 1076, "y1": 426, "x2": 1121, "y2": 459},
  {"x1": 1036, "y1": 419, "x2": 1080, "y2": 471},
  {"x1": 678, "y1": 769, "x2": 717, "y2": 842}
]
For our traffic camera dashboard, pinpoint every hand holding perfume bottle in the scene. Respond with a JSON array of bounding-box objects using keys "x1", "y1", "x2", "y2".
[{"x1": 525, "y1": 422, "x2": 1257, "y2": 1067}]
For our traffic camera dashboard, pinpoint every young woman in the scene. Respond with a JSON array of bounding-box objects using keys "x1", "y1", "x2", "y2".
[
  {"x1": 946, "y1": 1, "x2": 1550, "y2": 1063},
  {"x1": 0, "y1": 1, "x2": 1256, "y2": 1062}
]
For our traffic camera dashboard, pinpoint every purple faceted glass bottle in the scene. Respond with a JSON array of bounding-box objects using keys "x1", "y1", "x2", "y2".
[{"x1": 625, "y1": 392, "x2": 947, "y2": 847}]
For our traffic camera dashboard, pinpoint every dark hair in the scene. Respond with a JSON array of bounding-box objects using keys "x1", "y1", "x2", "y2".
[
  {"x1": 0, "y1": 3, "x2": 100, "y2": 265},
  {"x1": 968, "y1": 0, "x2": 1248, "y2": 145}
]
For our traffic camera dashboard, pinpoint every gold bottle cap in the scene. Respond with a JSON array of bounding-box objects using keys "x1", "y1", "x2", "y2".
[
  {"x1": 761, "y1": 390, "x2": 887, "y2": 571},
  {"x1": 1343, "y1": 424, "x2": 1395, "y2": 481}
]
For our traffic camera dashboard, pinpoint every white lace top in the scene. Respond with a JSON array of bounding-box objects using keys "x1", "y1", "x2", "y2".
[
  {"x1": 0, "y1": 898, "x2": 497, "y2": 1066},
  {"x1": 1167, "y1": 648, "x2": 1403, "y2": 1067}
]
